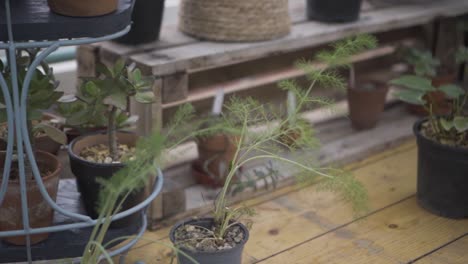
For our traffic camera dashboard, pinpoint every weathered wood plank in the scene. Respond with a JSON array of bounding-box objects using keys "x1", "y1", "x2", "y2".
[
  {"x1": 123, "y1": 140, "x2": 418, "y2": 263},
  {"x1": 417, "y1": 235, "x2": 468, "y2": 264},
  {"x1": 130, "y1": 0, "x2": 468, "y2": 76},
  {"x1": 262, "y1": 197, "x2": 468, "y2": 264}
]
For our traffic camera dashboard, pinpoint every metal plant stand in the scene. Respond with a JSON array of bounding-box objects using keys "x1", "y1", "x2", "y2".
[{"x1": 0, "y1": 0, "x2": 163, "y2": 263}]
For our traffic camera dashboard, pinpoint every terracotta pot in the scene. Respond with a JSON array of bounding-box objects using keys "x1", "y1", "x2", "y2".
[
  {"x1": 68, "y1": 131, "x2": 144, "y2": 227},
  {"x1": 348, "y1": 82, "x2": 389, "y2": 130},
  {"x1": 194, "y1": 134, "x2": 239, "y2": 188},
  {"x1": 0, "y1": 135, "x2": 61, "y2": 155},
  {"x1": 47, "y1": 0, "x2": 118, "y2": 17},
  {"x1": 407, "y1": 74, "x2": 455, "y2": 116},
  {"x1": 0, "y1": 151, "x2": 61, "y2": 245}
]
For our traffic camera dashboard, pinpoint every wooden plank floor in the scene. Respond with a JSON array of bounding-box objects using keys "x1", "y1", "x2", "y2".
[{"x1": 121, "y1": 140, "x2": 468, "y2": 264}]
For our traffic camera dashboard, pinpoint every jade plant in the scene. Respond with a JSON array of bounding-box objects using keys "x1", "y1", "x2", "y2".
[
  {"x1": 61, "y1": 59, "x2": 154, "y2": 161},
  {"x1": 403, "y1": 47, "x2": 440, "y2": 77},
  {"x1": 391, "y1": 46, "x2": 468, "y2": 145},
  {"x1": 0, "y1": 49, "x2": 66, "y2": 152}
]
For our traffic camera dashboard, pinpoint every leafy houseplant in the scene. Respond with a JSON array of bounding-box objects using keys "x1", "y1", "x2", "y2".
[
  {"x1": 402, "y1": 47, "x2": 457, "y2": 116},
  {"x1": 390, "y1": 54, "x2": 468, "y2": 218},
  {"x1": 170, "y1": 35, "x2": 372, "y2": 264},
  {"x1": 0, "y1": 49, "x2": 65, "y2": 245},
  {"x1": 307, "y1": 0, "x2": 363, "y2": 23},
  {"x1": 66, "y1": 59, "x2": 154, "y2": 224}
]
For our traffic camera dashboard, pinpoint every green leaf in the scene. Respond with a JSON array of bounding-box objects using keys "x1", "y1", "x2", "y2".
[
  {"x1": 390, "y1": 75, "x2": 435, "y2": 92},
  {"x1": 135, "y1": 91, "x2": 155, "y2": 104},
  {"x1": 440, "y1": 118, "x2": 454, "y2": 131},
  {"x1": 132, "y1": 69, "x2": 142, "y2": 83},
  {"x1": 438, "y1": 84, "x2": 465, "y2": 99},
  {"x1": 113, "y1": 59, "x2": 126, "y2": 76},
  {"x1": 103, "y1": 93, "x2": 127, "y2": 109},
  {"x1": 84, "y1": 82, "x2": 100, "y2": 97},
  {"x1": 394, "y1": 90, "x2": 426, "y2": 105},
  {"x1": 453, "y1": 116, "x2": 468, "y2": 132},
  {"x1": 34, "y1": 123, "x2": 67, "y2": 145}
]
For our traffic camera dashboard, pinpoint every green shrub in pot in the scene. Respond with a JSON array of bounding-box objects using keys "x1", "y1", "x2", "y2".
[{"x1": 390, "y1": 48, "x2": 468, "y2": 218}]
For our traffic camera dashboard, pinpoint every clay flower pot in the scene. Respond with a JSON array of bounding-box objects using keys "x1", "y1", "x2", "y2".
[
  {"x1": 68, "y1": 131, "x2": 144, "y2": 227},
  {"x1": 193, "y1": 134, "x2": 239, "y2": 188},
  {"x1": 348, "y1": 82, "x2": 389, "y2": 130},
  {"x1": 406, "y1": 74, "x2": 455, "y2": 116},
  {"x1": 47, "y1": 0, "x2": 118, "y2": 17},
  {"x1": 0, "y1": 151, "x2": 61, "y2": 245}
]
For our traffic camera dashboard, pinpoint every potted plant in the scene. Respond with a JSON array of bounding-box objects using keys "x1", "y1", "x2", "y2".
[
  {"x1": 0, "y1": 49, "x2": 66, "y2": 245},
  {"x1": 390, "y1": 51, "x2": 468, "y2": 218},
  {"x1": 169, "y1": 35, "x2": 373, "y2": 264},
  {"x1": 401, "y1": 48, "x2": 455, "y2": 116},
  {"x1": 115, "y1": 0, "x2": 166, "y2": 45},
  {"x1": 307, "y1": 0, "x2": 363, "y2": 23},
  {"x1": 47, "y1": 0, "x2": 118, "y2": 17},
  {"x1": 65, "y1": 59, "x2": 154, "y2": 225}
]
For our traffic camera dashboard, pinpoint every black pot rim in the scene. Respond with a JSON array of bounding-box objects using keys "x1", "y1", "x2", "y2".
[
  {"x1": 169, "y1": 217, "x2": 250, "y2": 255},
  {"x1": 413, "y1": 118, "x2": 468, "y2": 154},
  {"x1": 67, "y1": 130, "x2": 135, "y2": 168}
]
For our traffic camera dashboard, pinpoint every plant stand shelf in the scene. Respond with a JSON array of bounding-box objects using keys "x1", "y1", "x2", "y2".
[
  {"x1": 0, "y1": 0, "x2": 133, "y2": 41},
  {"x1": 0, "y1": 0, "x2": 163, "y2": 263},
  {"x1": 0, "y1": 181, "x2": 142, "y2": 263}
]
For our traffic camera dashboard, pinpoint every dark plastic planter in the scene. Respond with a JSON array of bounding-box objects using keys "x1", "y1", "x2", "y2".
[
  {"x1": 115, "y1": 0, "x2": 165, "y2": 45},
  {"x1": 306, "y1": 0, "x2": 362, "y2": 23},
  {"x1": 170, "y1": 218, "x2": 249, "y2": 264},
  {"x1": 68, "y1": 131, "x2": 144, "y2": 227},
  {"x1": 414, "y1": 119, "x2": 468, "y2": 219}
]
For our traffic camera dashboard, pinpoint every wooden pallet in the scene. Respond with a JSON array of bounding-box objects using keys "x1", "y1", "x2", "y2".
[{"x1": 76, "y1": 0, "x2": 468, "y2": 223}]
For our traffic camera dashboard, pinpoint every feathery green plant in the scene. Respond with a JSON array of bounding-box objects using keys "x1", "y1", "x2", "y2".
[{"x1": 204, "y1": 35, "x2": 375, "y2": 242}]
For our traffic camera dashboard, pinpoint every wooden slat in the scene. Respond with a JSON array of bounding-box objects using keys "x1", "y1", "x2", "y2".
[
  {"x1": 262, "y1": 198, "x2": 468, "y2": 264},
  {"x1": 161, "y1": 45, "x2": 398, "y2": 109},
  {"x1": 130, "y1": 0, "x2": 468, "y2": 76},
  {"x1": 122, "y1": 140, "x2": 418, "y2": 263},
  {"x1": 417, "y1": 235, "x2": 468, "y2": 264}
]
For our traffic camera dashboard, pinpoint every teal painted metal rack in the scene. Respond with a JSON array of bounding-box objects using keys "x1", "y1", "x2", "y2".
[{"x1": 0, "y1": 0, "x2": 164, "y2": 263}]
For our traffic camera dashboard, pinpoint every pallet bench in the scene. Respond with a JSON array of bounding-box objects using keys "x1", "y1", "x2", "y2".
[{"x1": 76, "y1": 0, "x2": 468, "y2": 228}]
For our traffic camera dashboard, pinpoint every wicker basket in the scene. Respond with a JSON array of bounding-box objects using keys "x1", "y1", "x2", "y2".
[{"x1": 179, "y1": 0, "x2": 291, "y2": 42}]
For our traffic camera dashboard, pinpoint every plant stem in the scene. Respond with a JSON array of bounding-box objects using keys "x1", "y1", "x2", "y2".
[{"x1": 108, "y1": 106, "x2": 118, "y2": 160}]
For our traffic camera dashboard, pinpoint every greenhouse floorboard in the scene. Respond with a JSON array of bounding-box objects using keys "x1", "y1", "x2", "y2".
[{"x1": 121, "y1": 140, "x2": 468, "y2": 264}]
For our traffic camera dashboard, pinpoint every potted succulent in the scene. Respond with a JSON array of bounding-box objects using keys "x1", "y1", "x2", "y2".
[
  {"x1": 115, "y1": 0, "x2": 166, "y2": 45},
  {"x1": 169, "y1": 35, "x2": 372, "y2": 264},
  {"x1": 47, "y1": 0, "x2": 118, "y2": 17},
  {"x1": 0, "y1": 49, "x2": 65, "y2": 245},
  {"x1": 390, "y1": 51, "x2": 468, "y2": 218},
  {"x1": 65, "y1": 59, "x2": 154, "y2": 225},
  {"x1": 401, "y1": 48, "x2": 454, "y2": 116},
  {"x1": 307, "y1": 0, "x2": 363, "y2": 23}
]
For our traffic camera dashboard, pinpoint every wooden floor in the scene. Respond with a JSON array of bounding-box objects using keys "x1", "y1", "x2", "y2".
[{"x1": 122, "y1": 140, "x2": 468, "y2": 264}]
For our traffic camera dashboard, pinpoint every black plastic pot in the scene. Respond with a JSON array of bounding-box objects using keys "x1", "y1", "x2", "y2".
[
  {"x1": 170, "y1": 218, "x2": 249, "y2": 264},
  {"x1": 115, "y1": 0, "x2": 165, "y2": 45},
  {"x1": 414, "y1": 119, "x2": 468, "y2": 219},
  {"x1": 306, "y1": 0, "x2": 363, "y2": 23},
  {"x1": 68, "y1": 131, "x2": 144, "y2": 227}
]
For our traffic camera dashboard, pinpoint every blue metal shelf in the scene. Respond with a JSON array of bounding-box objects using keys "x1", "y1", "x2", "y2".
[{"x1": 0, "y1": 0, "x2": 163, "y2": 263}]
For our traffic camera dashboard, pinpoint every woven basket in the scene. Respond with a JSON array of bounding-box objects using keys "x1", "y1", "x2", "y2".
[{"x1": 179, "y1": 0, "x2": 291, "y2": 42}]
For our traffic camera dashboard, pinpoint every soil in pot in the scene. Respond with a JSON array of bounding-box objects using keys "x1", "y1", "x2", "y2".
[
  {"x1": 307, "y1": 0, "x2": 363, "y2": 23},
  {"x1": 68, "y1": 132, "x2": 144, "y2": 227},
  {"x1": 348, "y1": 82, "x2": 389, "y2": 130},
  {"x1": 47, "y1": 0, "x2": 118, "y2": 17},
  {"x1": 414, "y1": 119, "x2": 468, "y2": 218},
  {"x1": 170, "y1": 218, "x2": 249, "y2": 264},
  {"x1": 194, "y1": 134, "x2": 239, "y2": 188},
  {"x1": 115, "y1": 0, "x2": 165, "y2": 45},
  {"x1": 0, "y1": 151, "x2": 61, "y2": 245}
]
